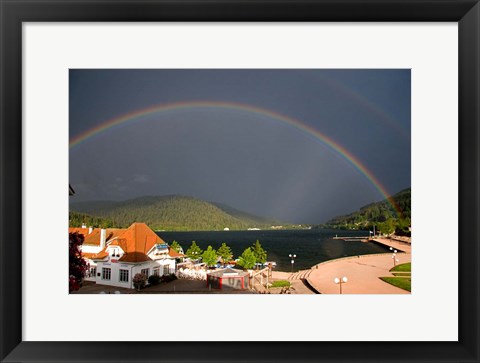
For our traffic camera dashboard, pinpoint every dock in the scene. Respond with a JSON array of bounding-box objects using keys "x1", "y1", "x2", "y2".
[
  {"x1": 333, "y1": 236, "x2": 411, "y2": 253},
  {"x1": 371, "y1": 237, "x2": 411, "y2": 253},
  {"x1": 332, "y1": 236, "x2": 369, "y2": 242}
]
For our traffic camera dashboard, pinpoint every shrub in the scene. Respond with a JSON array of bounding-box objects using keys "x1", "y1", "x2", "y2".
[
  {"x1": 161, "y1": 273, "x2": 177, "y2": 283},
  {"x1": 148, "y1": 275, "x2": 161, "y2": 285},
  {"x1": 133, "y1": 273, "x2": 147, "y2": 290}
]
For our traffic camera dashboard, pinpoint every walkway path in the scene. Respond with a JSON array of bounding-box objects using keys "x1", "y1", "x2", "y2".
[
  {"x1": 307, "y1": 252, "x2": 411, "y2": 294},
  {"x1": 371, "y1": 237, "x2": 411, "y2": 253}
]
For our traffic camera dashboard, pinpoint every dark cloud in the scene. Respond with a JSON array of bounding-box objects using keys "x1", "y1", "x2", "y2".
[{"x1": 69, "y1": 69, "x2": 411, "y2": 223}]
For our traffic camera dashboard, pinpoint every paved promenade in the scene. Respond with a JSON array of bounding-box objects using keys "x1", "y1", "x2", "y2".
[
  {"x1": 307, "y1": 252, "x2": 411, "y2": 294},
  {"x1": 371, "y1": 237, "x2": 411, "y2": 253}
]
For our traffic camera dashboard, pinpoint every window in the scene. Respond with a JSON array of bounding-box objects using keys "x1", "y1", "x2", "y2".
[
  {"x1": 102, "y1": 267, "x2": 111, "y2": 280},
  {"x1": 141, "y1": 268, "x2": 149, "y2": 276},
  {"x1": 119, "y1": 269, "x2": 129, "y2": 282},
  {"x1": 153, "y1": 268, "x2": 160, "y2": 276},
  {"x1": 90, "y1": 267, "x2": 96, "y2": 278},
  {"x1": 163, "y1": 265, "x2": 170, "y2": 275}
]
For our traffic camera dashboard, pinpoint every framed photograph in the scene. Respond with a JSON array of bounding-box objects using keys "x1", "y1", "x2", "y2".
[{"x1": 1, "y1": 1, "x2": 479, "y2": 362}]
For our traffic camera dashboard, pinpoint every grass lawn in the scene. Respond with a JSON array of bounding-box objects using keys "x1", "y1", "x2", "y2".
[
  {"x1": 392, "y1": 272, "x2": 411, "y2": 277},
  {"x1": 380, "y1": 277, "x2": 411, "y2": 292},
  {"x1": 270, "y1": 280, "x2": 291, "y2": 288},
  {"x1": 390, "y1": 262, "x2": 411, "y2": 272}
]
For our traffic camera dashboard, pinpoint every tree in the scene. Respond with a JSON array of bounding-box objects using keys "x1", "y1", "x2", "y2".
[
  {"x1": 170, "y1": 240, "x2": 183, "y2": 253},
  {"x1": 69, "y1": 232, "x2": 88, "y2": 293},
  {"x1": 237, "y1": 247, "x2": 256, "y2": 269},
  {"x1": 217, "y1": 242, "x2": 233, "y2": 265},
  {"x1": 202, "y1": 245, "x2": 218, "y2": 267},
  {"x1": 395, "y1": 218, "x2": 411, "y2": 237},
  {"x1": 186, "y1": 241, "x2": 203, "y2": 260},
  {"x1": 377, "y1": 218, "x2": 396, "y2": 235},
  {"x1": 251, "y1": 240, "x2": 267, "y2": 264}
]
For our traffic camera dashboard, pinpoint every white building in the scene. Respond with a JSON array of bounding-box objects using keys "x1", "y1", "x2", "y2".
[
  {"x1": 69, "y1": 226, "x2": 126, "y2": 282},
  {"x1": 84, "y1": 223, "x2": 183, "y2": 289}
]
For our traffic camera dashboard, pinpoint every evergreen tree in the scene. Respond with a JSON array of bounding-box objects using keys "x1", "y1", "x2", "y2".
[
  {"x1": 170, "y1": 240, "x2": 183, "y2": 253},
  {"x1": 70, "y1": 195, "x2": 280, "y2": 231},
  {"x1": 202, "y1": 246, "x2": 218, "y2": 267},
  {"x1": 69, "y1": 211, "x2": 115, "y2": 228},
  {"x1": 217, "y1": 242, "x2": 233, "y2": 265},
  {"x1": 237, "y1": 247, "x2": 256, "y2": 269},
  {"x1": 251, "y1": 240, "x2": 267, "y2": 264},
  {"x1": 186, "y1": 241, "x2": 203, "y2": 260}
]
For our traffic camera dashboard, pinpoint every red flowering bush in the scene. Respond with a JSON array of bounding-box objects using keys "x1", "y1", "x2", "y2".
[
  {"x1": 133, "y1": 273, "x2": 147, "y2": 290},
  {"x1": 69, "y1": 232, "x2": 88, "y2": 293}
]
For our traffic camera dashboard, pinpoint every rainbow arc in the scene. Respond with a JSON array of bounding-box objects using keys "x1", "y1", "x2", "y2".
[{"x1": 70, "y1": 101, "x2": 402, "y2": 216}]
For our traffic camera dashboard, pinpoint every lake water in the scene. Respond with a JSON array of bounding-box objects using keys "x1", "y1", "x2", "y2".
[{"x1": 156, "y1": 229, "x2": 390, "y2": 271}]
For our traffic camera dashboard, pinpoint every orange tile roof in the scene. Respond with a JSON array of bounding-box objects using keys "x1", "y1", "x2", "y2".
[
  {"x1": 90, "y1": 223, "x2": 176, "y2": 263},
  {"x1": 81, "y1": 252, "x2": 98, "y2": 259},
  {"x1": 83, "y1": 228, "x2": 126, "y2": 246},
  {"x1": 91, "y1": 250, "x2": 109, "y2": 260},
  {"x1": 115, "y1": 223, "x2": 166, "y2": 262},
  {"x1": 118, "y1": 252, "x2": 151, "y2": 263},
  {"x1": 83, "y1": 229, "x2": 101, "y2": 245},
  {"x1": 168, "y1": 247, "x2": 184, "y2": 258}
]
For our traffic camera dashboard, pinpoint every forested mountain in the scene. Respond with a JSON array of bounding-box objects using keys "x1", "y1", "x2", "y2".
[
  {"x1": 211, "y1": 202, "x2": 278, "y2": 226},
  {"x1": 69, "y1": 211, "x2": 115, "y2": 228},
  {"x1": 70, "y1": 195, "x2": 279, "y2": 231},
  {"x1": 319, "y1": 188, "x2": 411, "y2": 235}
]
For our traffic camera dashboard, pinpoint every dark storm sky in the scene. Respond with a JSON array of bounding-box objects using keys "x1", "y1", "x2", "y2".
[{"x1": 69, "y1": 69, "x2": 411, "y2": 224}]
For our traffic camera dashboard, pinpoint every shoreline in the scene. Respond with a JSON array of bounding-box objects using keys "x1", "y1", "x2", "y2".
[{"x1": 271, "y1": 236, "x2": 412, "y2": 293}]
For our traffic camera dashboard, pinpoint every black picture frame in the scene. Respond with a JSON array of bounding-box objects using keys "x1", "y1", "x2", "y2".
[{"x1": 1, "y1": 1, "x2": 479, "y2": 362}]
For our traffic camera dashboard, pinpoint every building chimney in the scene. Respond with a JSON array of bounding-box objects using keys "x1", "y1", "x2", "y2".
[
  {"x1": 100, "y1": 229, "x2": 107, "y2": 249},
  {"x1": 89, "y1": 226, "x2": 93, "y2": 235}
]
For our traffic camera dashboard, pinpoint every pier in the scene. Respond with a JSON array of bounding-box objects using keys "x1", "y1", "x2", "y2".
[
  {"x1": 371, "y1": 237, "x2": 411, "y2": 253},
  {"x1": 333, "y1": 236, "x2": 411, "y2": 253},
  {"x1": 332, "y1": 236, "x2": 369, "y2": 242}
]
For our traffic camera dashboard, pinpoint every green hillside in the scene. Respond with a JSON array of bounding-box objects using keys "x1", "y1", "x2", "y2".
[
  {"x1": 70, "y1": 195, "x2": 278, "y2": 231},
  {"x1": 211, "y1": 202, "x2": 278, "y2": 226},
  {"x1": 319, "y1": 188, "x2": 411, "y2": 235},
  {"x1": 69, "y1": 211, "x2": 115, "y2": 228}
]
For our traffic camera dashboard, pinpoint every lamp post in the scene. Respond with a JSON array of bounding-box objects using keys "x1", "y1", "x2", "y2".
[
  {"x1": 369, "y1": 230, "x2": 373, "y2": 240},
  {"x1": 334, "y1": 276, "x2": 348, "y2": 294},
  {"x1": 289, "y1": 254, "x2": 296, "y2": 273},
  {"x1": 390, "y1": 247, "x2": 399, "y2": 268}
]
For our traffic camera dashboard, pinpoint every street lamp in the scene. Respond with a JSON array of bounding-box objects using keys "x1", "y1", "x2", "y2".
[
  {"x1": 369, "y1": 230, "x2": 373, "y2": 239},
  {"x1": 191, "y1": 251, "x2": 199, "y2": 262},
  {"x1": 334, "y1": 276, "x2": 348, "y2": 294},
  {"x1": 289, "y1": 254, "x2": 296, "y2": 273},
  {"x1": 390, "y1": 247, "x2": 399, "y2": 268}
]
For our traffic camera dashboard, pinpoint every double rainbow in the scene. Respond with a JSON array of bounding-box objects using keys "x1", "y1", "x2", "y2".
[{"x1": 70, "y1": 101, "x2": 402, "y2": 216}]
